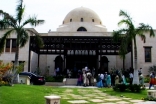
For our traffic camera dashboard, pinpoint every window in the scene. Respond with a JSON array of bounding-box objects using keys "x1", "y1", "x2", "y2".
[
  {"x1": 144, "y1": 46, "x2": 152, "y2": 62},
  {"x1": 70, "y1": 19, "x2": 72, "y2": 22},
  {"x1": 92, "y1": 19, "x2": 94, "y2": 22},
  {"x1": 81, "y1": 18, "x2": 83, "y2": 22},
  {"x1": 77, "y1": 27, "x2": 87, "y2": 31},
  {"x1": 11, "y1": 39, "x2": 16, "y2": 52},
  {"x1": 5, "y1": 39, "x2": 10, "y2": 52}
]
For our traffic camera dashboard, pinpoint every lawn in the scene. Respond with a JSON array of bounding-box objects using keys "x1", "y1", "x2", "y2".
[{"x1": 0, "y1": 84, "x2": 147, "y2": 104}]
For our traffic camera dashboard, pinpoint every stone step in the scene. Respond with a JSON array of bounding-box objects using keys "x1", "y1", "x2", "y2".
[{"x1": 64, "y1": 78, "x2": 78, "y2": 85}]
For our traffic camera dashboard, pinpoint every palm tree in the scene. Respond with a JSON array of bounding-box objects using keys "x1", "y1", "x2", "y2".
[
  {"x1": 113, "y1": 10, "x2": 155, "y2": 84},
  {"x1": 0, "y1": 0, "x2": 44, "y2": 84}
]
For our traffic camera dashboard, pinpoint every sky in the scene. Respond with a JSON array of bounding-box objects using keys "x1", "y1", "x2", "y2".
[{"x1": 0, "y1": 0, "x2": 156, "y2": 33}]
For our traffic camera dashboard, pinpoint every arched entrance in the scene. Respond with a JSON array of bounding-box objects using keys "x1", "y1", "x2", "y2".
[
  {"x1": 54, "y1": 56, "x2": 63, "y2": 73},
  {"x1": 100, "y1": 56, "x2": 109, "y2": 73},
  {"x1": 77, "y1": 27, "x2": 87, "y2": 31}
]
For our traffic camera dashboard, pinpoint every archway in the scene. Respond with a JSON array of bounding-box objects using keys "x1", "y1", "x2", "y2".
[
  {"x1": 100, "y1": 56, "x2": 109, "y2": 73},
  {"x1": 77, "y1": 27, "x2": 87, "y2": 31},
  {"x1": 54, "y1": 56, "x2": 63, "y2": 74}
]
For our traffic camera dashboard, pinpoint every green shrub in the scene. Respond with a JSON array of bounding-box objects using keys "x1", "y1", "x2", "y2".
[
  {"x1": 113, "y1": 84, "x2": 141, "y2": 93},
  {"x1": 144, "y1": 96, "x2": 156, "y2": 101},
  {"x1": 113, "y1": 84, "x2": 127, "y2": 92},
  {"x1": 144, "y1": 76, "x2": 150, "y2": 83},
  {"x1": 45, "y1": 76, "x2": 64, "y2": 82},
  {"x1": 128, "y1": 84, "x2": 141, "y2": 92}
]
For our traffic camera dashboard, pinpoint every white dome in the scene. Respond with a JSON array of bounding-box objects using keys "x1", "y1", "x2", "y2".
[{"x1": 63, "y1": 7, "x2": 102, "y2": 24}]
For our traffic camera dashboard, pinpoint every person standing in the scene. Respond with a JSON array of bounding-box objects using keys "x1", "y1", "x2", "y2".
[
  {"x1": 129, "y1": 71, "x2": 133, "y2": 85},
  {"x1": 100, "y1": 73, "x2": 104, "y2": 87},
  {"x1": 77, "y1": 72, "x2": 82, "y2": 86},
  {"x1": 82, "y1": 70, "x2": 87, "y2": 87},
  {"x1": 85, "y1": 66, "x2": 88, "y2": 72},
  {"x1": 149, "y1": 72, "x2": 156, "y2": 89},
  {"x1": 138, "y1": 68, "x2": 142, "y2": 75},
  {"x1": 92, "y1": 67, "x2": 95, "y2": 77},
  {"x1": 56, "y1": 67, "x2": 60, "y2": 76},
  {"x1": 104, "y1": 72, "x2": 108, "y2": 87},
  {"x1": 115, "y1": 74, "x2": 119, "y2": 85},
  {"x1": 139, "y1": 73, "x2": 144, "y2": 88},
  {"x1": 106, "y1": 73, "x2": 111, "y2": 88},
  {"x1": 121, "y1": 74, "x2": 127, "y2": 85},
  {"x1": 96, "y1": 74, "x2": 103, "y2": 88}
]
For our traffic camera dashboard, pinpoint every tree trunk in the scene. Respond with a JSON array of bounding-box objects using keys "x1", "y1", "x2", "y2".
[
  {"x1": 132, "y1": 38, "x2": 139, "y2": 84},
  {"x1": 123, "y1": 58, "x2": 125, "y2": 70},
  {"x1": 11, "y1": 46, "x2": 19, "y2": 85}
]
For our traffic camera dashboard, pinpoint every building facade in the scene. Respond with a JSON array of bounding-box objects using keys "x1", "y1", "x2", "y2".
[{"x1": 0, "y1": 7, "x2": 155, "y2": 76}]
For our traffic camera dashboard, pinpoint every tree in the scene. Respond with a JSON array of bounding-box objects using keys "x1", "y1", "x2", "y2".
[
  {"x1": 0, "y1": 0, "x2": 45, "y2": 84},
  {"x1": 113, "y1": 10, "x2": 155, "y2": 84}
]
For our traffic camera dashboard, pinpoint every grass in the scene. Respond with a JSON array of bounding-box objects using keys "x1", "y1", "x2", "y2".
[
  {"x1": 0, "y1": 84, "x2": 147, "y2": 104},
  {"x1": 100, "y1": 88, "x2": 147, "y2": 99}
]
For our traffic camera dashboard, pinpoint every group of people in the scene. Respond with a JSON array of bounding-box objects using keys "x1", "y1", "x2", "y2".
[
  {"x1": 96, "y1": 68, "x2": 147, "y2": 88},
  {"x1": 64, "y1": 66, "x2": 156, "y2": 89},
  {"x1": 67, "y1": 66, "x2": 94, "y2": 86},
  {"x1": 96, "y1": 72, "x2": 128, "y2": 88},
  {"x1": 97, "y1": 72, "x2": 111, "y2": 88}
]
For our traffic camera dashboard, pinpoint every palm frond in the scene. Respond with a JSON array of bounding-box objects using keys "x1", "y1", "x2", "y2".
[
  {"x1": 18, "y1": 29, "x2": 29, "y2": 48},
  {"x1": 0, "y1": 29, "x2": 14, "y2": 53},
  {"x1": 0, "y1": 12, "x2": 16, "y2": 29},
  {"x1": 112, "y1": 28, "x2": 128, "y2": 42},
  {"x1": 0, "y1": 10, "x2": 5, "y2": 16},
  {"x1": 119, "y1": 10, "x2": 132, "y2": 21},
  {"x1": 118, "y1": 19, "x2": 132, "y2": 28},
  {"x1": 22, "y1": 16, "x2": 45, "y2": 27},
  {"x1": 149, "y1": 28, "x2": 155, "y2": 37},
  {"x1": 0, "y1": 20, "x2": 9, "y2": 29},
  {"x1": 119, "y1": 38, "x2": 128, "y2": 59},
  {"x1": 0, "y1": 11, "x2": 16, "y2": 29},
  {"x1": 26, "y1": 29, "x2": 44, "y2": 48},
  {"x1": 137, "y1": 23, "x2": 155, "y2": 37},
  {"x1": 16, "y1": 0, "x2": 25, "y2": 25}
]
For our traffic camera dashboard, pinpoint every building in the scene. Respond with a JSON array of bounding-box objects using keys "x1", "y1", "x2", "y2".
[{"x1": 0, "y1": 7, "x2": 155, "y2": 76}]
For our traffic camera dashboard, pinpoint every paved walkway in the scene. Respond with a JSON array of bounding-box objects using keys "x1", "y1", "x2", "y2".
[{"x1": 50, "y1": 86, "x2": 156, "y2": 104}]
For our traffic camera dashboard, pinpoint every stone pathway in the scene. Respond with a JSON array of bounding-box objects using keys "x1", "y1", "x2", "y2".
[{"x1": 52, "y1": 86, "x2": 156, "y2": 104}]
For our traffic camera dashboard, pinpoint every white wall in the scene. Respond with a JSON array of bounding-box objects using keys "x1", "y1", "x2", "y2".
[
  {"x1": 136, "y1": 30, "x2": 156, "y2": 75},
  {"x1": 30, "y1": 51, "x2": 38, "y2": 73}
]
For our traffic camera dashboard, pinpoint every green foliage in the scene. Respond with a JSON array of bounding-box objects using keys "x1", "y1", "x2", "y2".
[
  {"x1": 16, "y1": 63, "x2": 25, "y2": 74},
  {"x1": 0, "y1": 81, "x2": 9, "y2": 86},
  {"x1": 128, "y1": 84, "x2": 142, "y2": 93},
  {"x1": 113, "y1": 84, "x2": 142, "y2": 93},
  {"x1": 144, "y1": 96, "x2": 156, "y2": 101},
  {"x1": 144, "y1": 76, "x2": 150, "y2": 83},
  {"x1": 45, "y1": 76, "x2": 64, "y2": 82},
  {"x1": 0, "y1": 0, "x2": 45, "y2": 85},
  {"x1": 149, "y1": 65, "x2": 156, "y2": 74},
  {"x1": 113, "y1": 84, "x2": 127, "y2": 92}
]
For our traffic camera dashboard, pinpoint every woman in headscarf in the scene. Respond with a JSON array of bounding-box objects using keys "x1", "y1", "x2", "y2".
[
  {"x1": 115, "y1": 74, "x2": 119, "y2": 85},
  {"x1": 96, "y1": 74, "x2": 103, "y2": 88},
  {"x1": 121, "y1": 74, "x2": 127, "y2": 85},
  {"x1": 106, "y1": 73, "x2": 111, "y2": 87}
]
